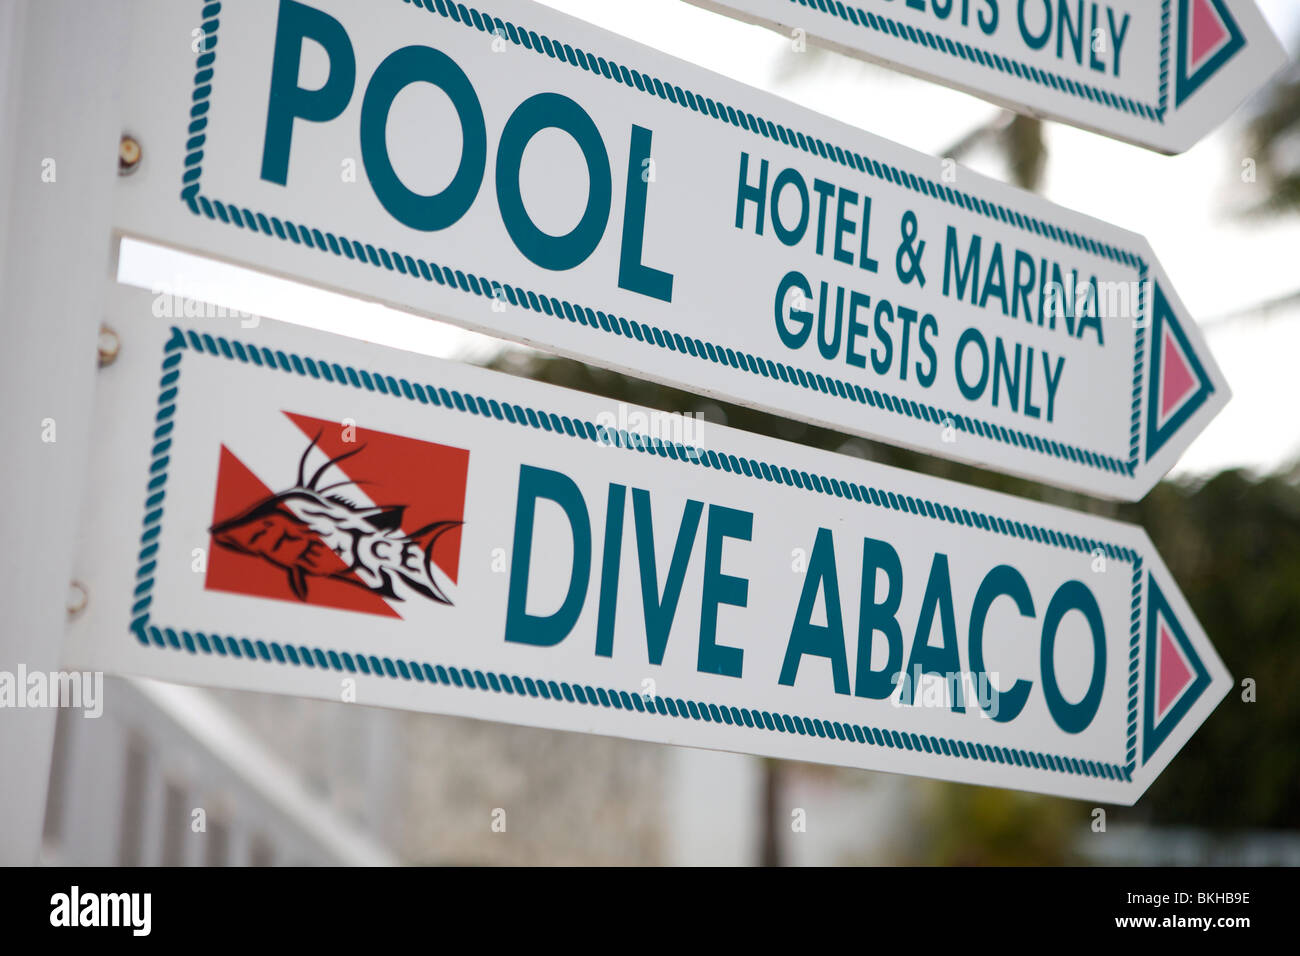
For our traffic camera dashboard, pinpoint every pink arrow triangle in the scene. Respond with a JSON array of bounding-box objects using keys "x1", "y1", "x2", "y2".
[
  {"x1": 1160, "y1": 325, "x2": 1198, "y2": 424},
  {"x1": 1157, "y1": 621, "x2": 1195, "y2": 719},
  {"x1": 1190, "y1": 0, "x2": 1231, "y2": 68}
]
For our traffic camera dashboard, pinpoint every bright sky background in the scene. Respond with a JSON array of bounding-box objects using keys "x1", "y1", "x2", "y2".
[{"x1": 120, "y1": 0, "x2": 1300, "y2": 482}]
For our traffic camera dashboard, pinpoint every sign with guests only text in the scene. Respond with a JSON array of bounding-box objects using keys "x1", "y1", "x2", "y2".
[
  {"x1": 691, "y1": 0, "x2": 1287, "y2": 154},
  {"x1": 62, "y1": 289, "x2": 1230, "y2": 804},
  {"x1": 112, "y1": 0, "x2": 1228, "y2": 500}
]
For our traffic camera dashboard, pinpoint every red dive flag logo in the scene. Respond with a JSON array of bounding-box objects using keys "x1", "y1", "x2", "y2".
[{"x1": 206, "y1": 412, "x2": 469, "y2": 619}]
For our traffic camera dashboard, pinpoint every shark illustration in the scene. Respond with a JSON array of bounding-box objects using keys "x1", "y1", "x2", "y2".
[{"x1": 210, "y1": 432, "x2": 460, "y2": 605}]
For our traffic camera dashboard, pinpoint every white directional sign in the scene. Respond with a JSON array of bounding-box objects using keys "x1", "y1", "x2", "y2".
[
  {"x1": 63, "y1": 289, "x2": 1230, "y2": 804},
  {"x1": 693, "y1": 0, "x2": 1286, "y2": 154},
  {"x1": 112, "y1": 0, "x2": 1228, "y2": 499}
]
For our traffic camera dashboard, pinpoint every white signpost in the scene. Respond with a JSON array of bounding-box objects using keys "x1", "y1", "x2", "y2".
[
  {"x1": 62, "y1": 289, "x2": 1230, "y2": 804},
  {"x1": 692, "y1": 0, "x2": 1287, "y2": 154},
  {"x1": 111, "y1": 0, "x2": 1228, "y2": 501}
]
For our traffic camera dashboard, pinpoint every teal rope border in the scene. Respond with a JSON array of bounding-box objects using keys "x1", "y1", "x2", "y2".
[
  {"x1": 178, "y1": 0, "x2": 1150, "y2": 481},
  {"x1": 782, "y1": 0, "x2": 1171, "y2": 124},
  {"x1": 129, "y1": 324, "x2": 1142, "y2": 783},
  {"x1": 1126, "y1": 561, "x2": 1143, "y2": 769}
]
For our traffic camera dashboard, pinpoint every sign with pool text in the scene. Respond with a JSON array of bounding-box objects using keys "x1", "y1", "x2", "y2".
[
  {"x1": 690, "y1": 0, "x2": 1287, "y2": 154},
  {"x1": 112, "y1": 0, "x2": 1227, "y2": 500},
  {"x1": 61, "y1": 290, "x2": 1230, "y2": 804}
]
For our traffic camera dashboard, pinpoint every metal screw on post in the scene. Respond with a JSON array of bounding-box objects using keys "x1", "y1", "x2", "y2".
[
  {"x1": 67, "y1": 581, "x2": 88, "y2": 618},
  {"x1": 118, "y1": 134, "x2": 141, "y2": 175},
  {"x1": 97, "y1": 325, "x2": 119, "y2": 368}
]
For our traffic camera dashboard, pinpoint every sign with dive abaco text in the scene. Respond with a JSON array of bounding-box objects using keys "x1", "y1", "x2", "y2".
[{"x1": 63, "y1": 288, "x2": 1231, "y2": 804}]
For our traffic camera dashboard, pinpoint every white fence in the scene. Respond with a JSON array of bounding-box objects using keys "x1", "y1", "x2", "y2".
[{"x1": 40, "y1": 677, "x2": 396, "y2": 866}]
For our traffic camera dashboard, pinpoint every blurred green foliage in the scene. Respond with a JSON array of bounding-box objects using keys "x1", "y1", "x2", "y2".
[
  {"x1": 911, "y1": 782, "x2": 1082, "y2": 865},
  {"x1": 1246, "y1": 55, "x2": 1300, "y2": 215}
]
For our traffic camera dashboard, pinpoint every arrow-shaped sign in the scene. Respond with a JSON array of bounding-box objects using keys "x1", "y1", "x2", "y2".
[
  {"x1": 64, "y1": 289, "x2": 1231, "y2": 804},
  {"x1": 692, "y1": 0, "x2": 1288, "y2": 154},
  {"x1": 113, "y1": 0, "x2": 1229, "y2": 499}
]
